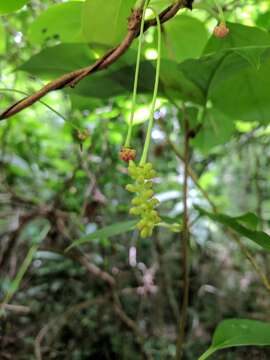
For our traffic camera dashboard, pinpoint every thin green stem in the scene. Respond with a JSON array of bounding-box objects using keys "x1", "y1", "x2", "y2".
[
  {"x1": 124, "y1": 0, "x2": 150, "y2": 148},
  {"x1": 139, "y1": 7, "x2": 161, "y2": 165},
  {"x1": 213, "y1": 0, "x2": 225, "y2": 22},
  {"x1": 0, "y1": 88, "x2": 80, "y2": 130}
]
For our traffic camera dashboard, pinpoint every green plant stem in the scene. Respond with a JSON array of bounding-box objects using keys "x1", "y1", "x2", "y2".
[
  {"x1": 214, "y1": 0, "x2": 225, "y2": 22},
  {"x1": 124, "y1": 0, "x2": 150, "y2": 148},
  {"x1": 139, "y1": 7, "x2": 161, "y2": 165},
  {"x1": 0, "y1": 88, "x2": 80, "y2": 131},
  {"x1": 176, "y1": 116, "x2": 190, "y2": 360}
]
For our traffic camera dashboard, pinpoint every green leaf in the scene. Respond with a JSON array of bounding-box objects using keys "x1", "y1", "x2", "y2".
[
  {"x1": 19, "y1": 43, "x2": 95, "y2": 77},
  {"x1": 0, "y1": 222, "x2": 50, "y2": 312},
  {"x1": 150, "y1": 0, "x2": 172, "y2": 12},
  {"x1": 179, "y1": 23, "x2": 270, "y2": 122},
  {"x1": 82, "y1": 0, "x2": 136, "y2": 47},
  {"x1": 0, "y1": 0, "x2": 28, "y2": 14},
  {"x1": 256, "y1": 11, "x2": 270, "y2": 31},
  {"x1": 0, "y1": 20, "x2": 6, "y2": 54},
  {"x1": 28, "y1": 2, "x2": 85, "y2": 45},
  {"x1": 209, "y1": 49, "x2": 270, "y2": 124},
  {"x1": 161, "y1": 14, "x2": 209, "y2": 63},
  {"x1": 195, "y1": 206, "x2": 270, "y2": 251},
  {"x1": 160, "y1": 61, "x2": 204, "y2": 104},
  {"x1": 67, "y1": 220, "x2": 137, "y2": 250},
  {"x1": 199, "y1": 319, "x2": 270, "y2": 360},
  {"x1": 204, "y1": 22, "x2": 270, "y2": 62},
  {"x1": 191, "y1": 108, "x2": 235, "y2": 153},
  {"x1": 180, "y1": 48, "x2": 270, "y2": 124},
  {"x1": 235, "y1": 212, "x2": 260, "y2": 231}
]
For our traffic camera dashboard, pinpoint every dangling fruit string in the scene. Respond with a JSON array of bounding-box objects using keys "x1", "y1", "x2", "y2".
[
  {"x1": 120, "y1": 0, "x2": 150, "y2": 162},
  {"x1": 126, "y1": 6, "x2": 162, "y2": 238},
  {"x1": 213, "y1": 0, "x2": 229, "y2": 38}
]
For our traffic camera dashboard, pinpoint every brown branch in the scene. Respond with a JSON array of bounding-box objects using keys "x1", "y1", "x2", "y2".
[
  {"x1": 176, "y1": 114, "x2": 190, "y2": 360},
  {"x1": 41, "y1": 244, "x2": 152, "y2": 360},
  {"x1": 162, "y1": 124, "x2": 270, "y2": 293},
  {"x1": 0, "y1": 0, "x2": 193, "y2": 121}
]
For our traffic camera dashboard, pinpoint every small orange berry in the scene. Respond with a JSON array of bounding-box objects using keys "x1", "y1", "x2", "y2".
[
  {"x1": 119, "y1": 147, "x2": 136, "y2": 162},
  {"x1": 214, "y1": 23, "x2": 229, "y2": 38}
]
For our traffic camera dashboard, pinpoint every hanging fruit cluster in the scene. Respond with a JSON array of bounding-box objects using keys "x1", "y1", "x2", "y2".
[
  {"x1": 119, "y1": 2, "x2": 162, "y2": 238},
  {"x1": 126, "y1": 161, "x2": 160, "y2": 238}
]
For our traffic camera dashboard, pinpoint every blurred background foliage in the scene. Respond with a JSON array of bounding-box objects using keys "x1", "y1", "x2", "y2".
[{"x1": 1, "y1": 0, "x2": 270, "y2": 359}]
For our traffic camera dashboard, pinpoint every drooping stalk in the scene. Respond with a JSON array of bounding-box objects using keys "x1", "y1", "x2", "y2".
[
  {"x1": 139, "y1": 7, "x2": 161, "y2": 165},
  {"x1": 176, "y1": 115, "x2": 190, "y2": 360},
  {"x1": 124, "y1": 0, "x2": 150, "y2": 148},
  {"x1": 214, "y1": 0, "x2": 225, "y2": 22}
]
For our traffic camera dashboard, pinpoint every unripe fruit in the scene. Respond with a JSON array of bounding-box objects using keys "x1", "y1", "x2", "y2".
[
  {"x1": 77, "y1": 129, "x2": 90, "y2": 141},
  {"x1": 214, "y1": 23, "x2": 229, "y2": 38},
  {"x1": 126, "y1": 161, "x2": 160, "y2": 238},
  {"x1": 126, "y1": 184, "x2": 137, "y2": 192},
  {"x1": 119, "y1": 147, "x2": 136, "y2": 162}
]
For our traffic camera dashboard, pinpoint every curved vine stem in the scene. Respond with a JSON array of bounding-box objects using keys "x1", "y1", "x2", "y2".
[{"x1": 139, "y1": 6, "x2": 162, "y2": 165}]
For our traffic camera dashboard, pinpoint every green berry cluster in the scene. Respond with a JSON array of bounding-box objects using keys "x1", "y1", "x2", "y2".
[{"x1": 126, "y1": 161, "x2": 160, "y2": 238}]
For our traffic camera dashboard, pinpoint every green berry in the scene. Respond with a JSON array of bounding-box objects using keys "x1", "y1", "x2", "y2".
[{"x1": 126, "y1": 184, "x2": 136, "y2": 192}]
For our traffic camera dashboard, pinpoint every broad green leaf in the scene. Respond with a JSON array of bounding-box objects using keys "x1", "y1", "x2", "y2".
[
  {"x1": 209, "y1": 49, "x2": 270, "y2": 124},
  {"x1": 161, "y1": 14, "x2": 209, "y2": 63},
  {"x1": 199, "y1": 319, "x2": 270, "y2": 360},
  {"x1": 82, "y1": 0, "x2": 136, "y2": 47},
  {"x1": 28, "y1": 2, "x2": 85, "y2": 45},
  {"x1": 160, "y1": 61, "x2": 204, "y2": 104},
  {"x1": 256, "y1": 11, "x2": 270, "y2": 30},
  {"x1": 180, "y1": 48, "x2": 270, "y2": 124},
  {"x1": 19, "y1": 43, "x2": 95, "y2": 77},
  {"x1": 204, "y1": 22, "x2": 270, "y2": 69},
  {"x1": 67, "y1": 220, "x2": 137, "y2": 250},
  {"x1": 0, "y1": 0, "x2": 28, "y2": 14},
  {"x1": 191, "y1": 108, "x2": 235, "y2": 153},
  {"x1": 0, "y1": 20, "x2": 5, "y2": 54},
  {"x1": 204, "y1": 22, "x2": 270, "y2": 55},
  {"x1": 196, "y1": 206, "x2": 270, "y2": 251},
  {"x1": 235, "y1": 212, "x2": 260, "y2": 231}
]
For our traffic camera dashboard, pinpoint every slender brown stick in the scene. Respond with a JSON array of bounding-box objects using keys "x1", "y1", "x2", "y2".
[
  {"x1": 0, "y1": 0, "x2": 193, "y2": 121},
  {"x1": 176, "y1": 116, "x2": 190, "y2": 360},
  {"x1": 40, "y1": 244, "x2": 152, "y2": 360},
  {"x1": 163, "y1": 126, "x2": 270, "y2": 293}
]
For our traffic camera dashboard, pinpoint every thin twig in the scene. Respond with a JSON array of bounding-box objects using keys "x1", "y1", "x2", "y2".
[
  {"x1": 176, "y1": 115, "x2": 190, "y2": 360},
  {"x1": 40, "y1": 244, "x2": 152, "y2": 360},
  {"x1": 163, "y1": 126, "x2": 270, "y2": 293}
]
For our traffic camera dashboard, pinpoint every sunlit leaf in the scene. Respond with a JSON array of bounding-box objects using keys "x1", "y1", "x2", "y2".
[
  {"x1": 28, "y1": 2, "x2": 85, "y2": 45},
  {"x1": 82, "y1": 0, "x2": 136, "y2": 47},
  {"x1": 67, "y1": 220, "x2": 137, "y2": 250},
  {"x1": 196, "y1": 206, "x2": 270, "y2": 251},
  {"x1": 199, "y1": 319, "x2": 270, "y2": 360},
  {"x1": 0, "y1": 0, "x2": 28, "y2": 14}
]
